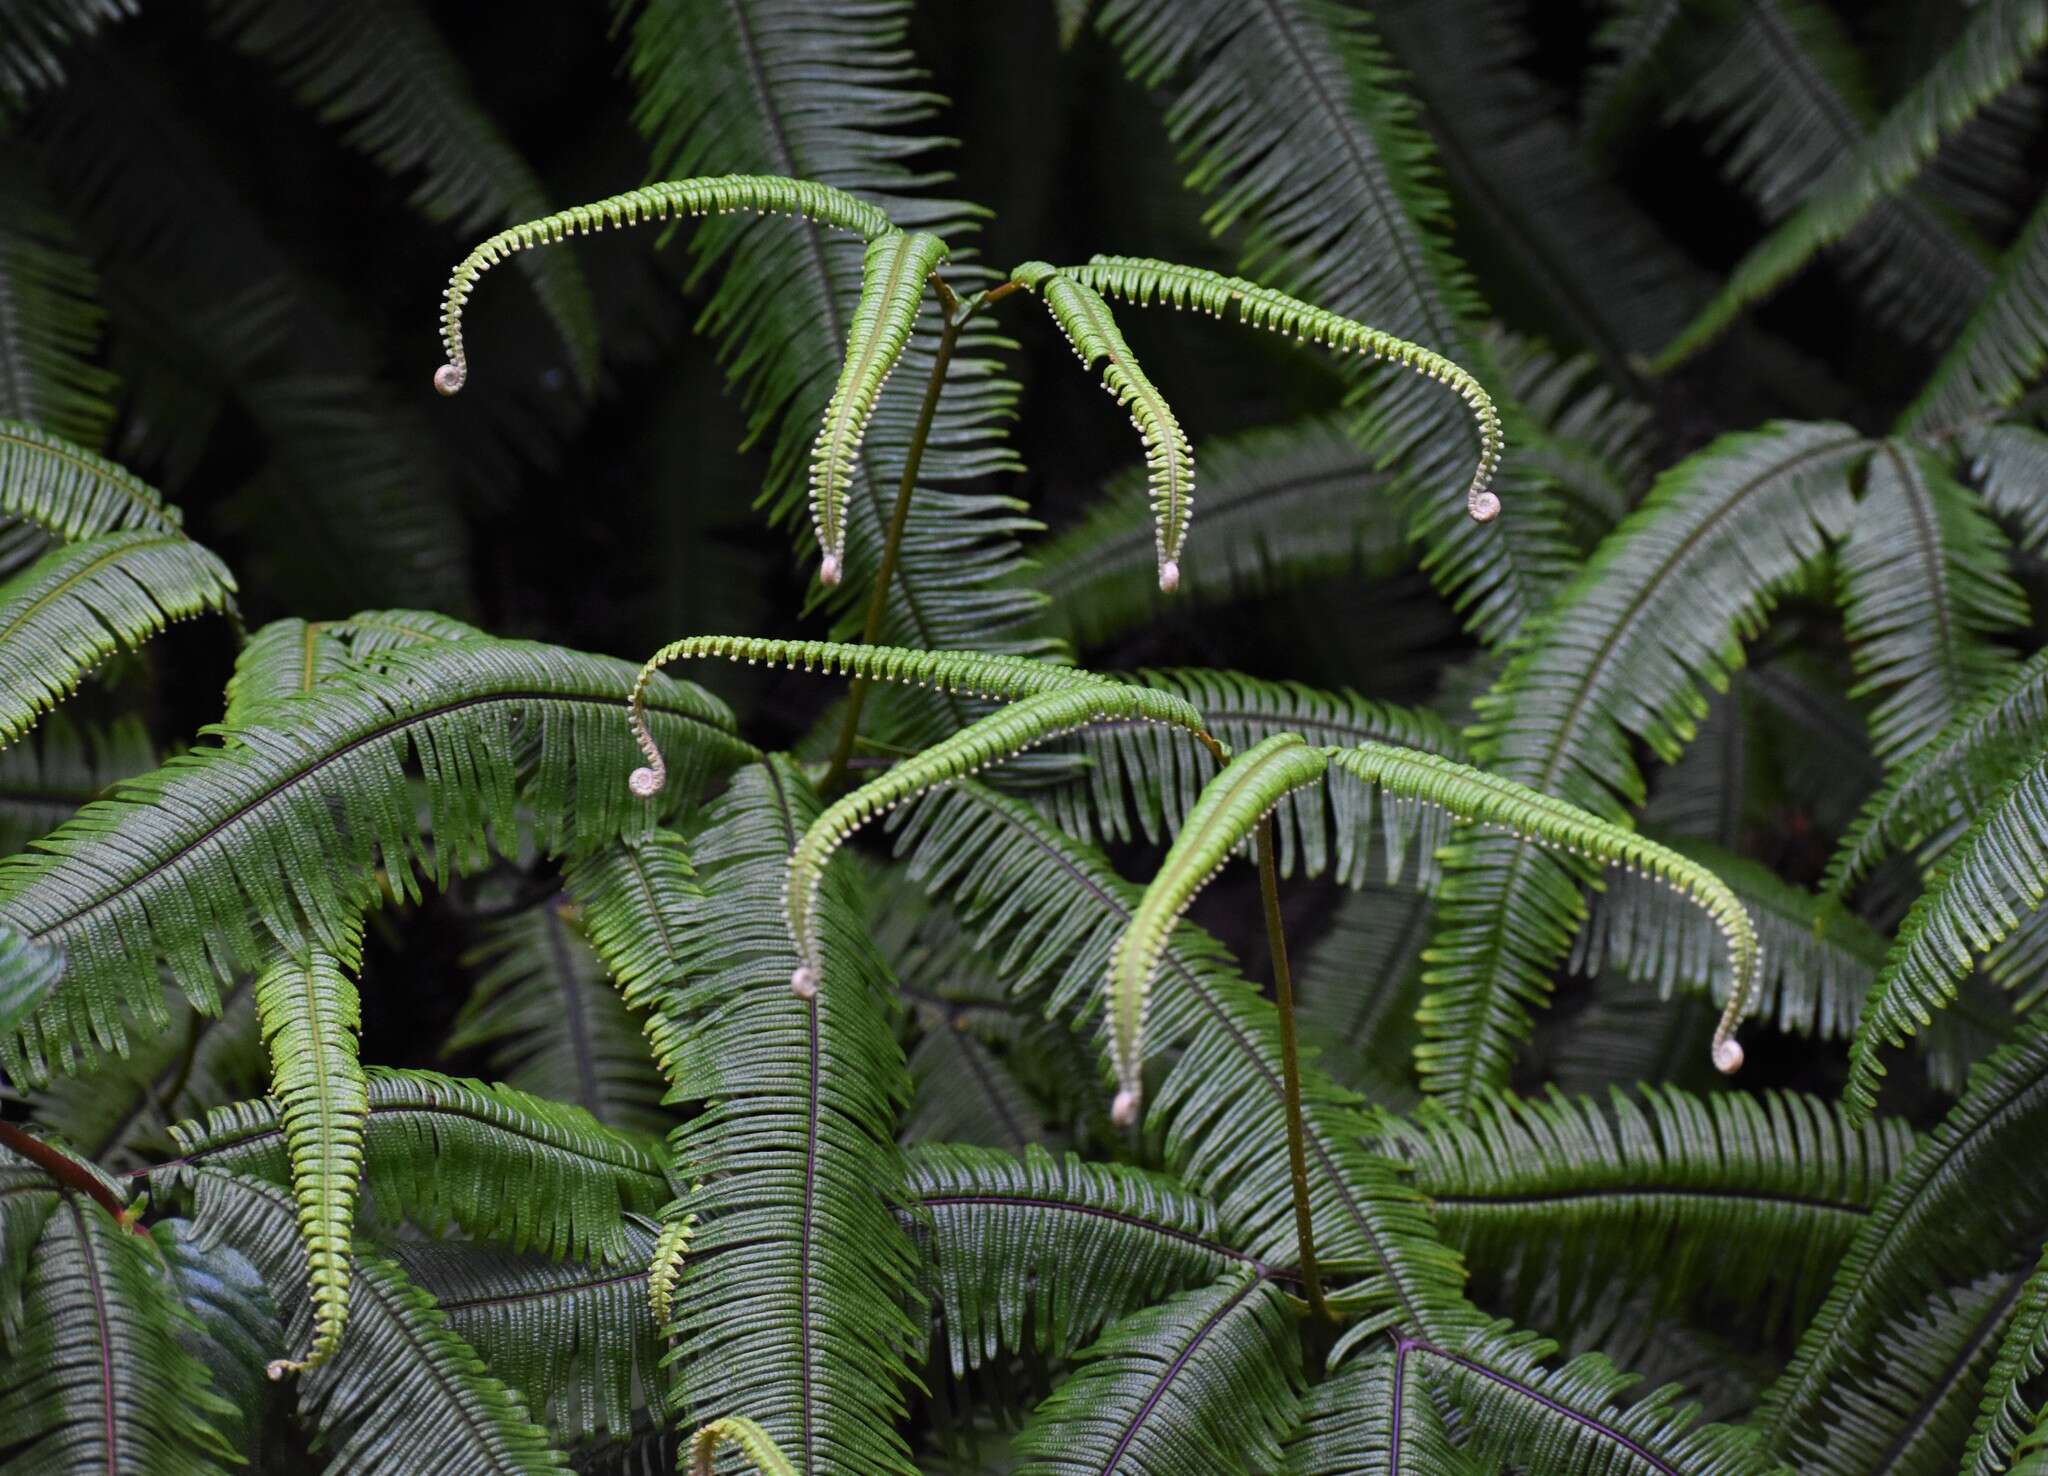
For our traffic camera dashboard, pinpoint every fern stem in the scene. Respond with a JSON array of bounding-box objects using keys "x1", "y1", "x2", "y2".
[
  {"x1": 821, "y1": 305, "x2": 965, "y2": 793},
  {"x1": 0, "y1": 1120, "x2": 141, "y2": 1232},
  {"x1": 1258, "y1": 817, "x2": 1328, "y2": 1322}
]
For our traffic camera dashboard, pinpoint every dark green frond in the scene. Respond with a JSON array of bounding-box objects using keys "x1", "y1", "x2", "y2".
[
  {"x1": 1010, "y1": 1271, "x2": 1300, "y2": 1476},
  {"x1": 223, "y1": 609, "x2": 483, "y2": 721},
  {"x1": 559, "y1": 827, "x2": 699, "y2": 1088},
  {"x1": 0, "y1": 0, "x2": 135, "y2": 111},
  {"x1": 0, "y1": 638, "x2": 752, "y2": 1082},
  {"x1": 1968, "y1": 422, "x2": 2048, "y2": 556},
  {"x1": 1280, "y1": 1344, "x2": 1477, "y2": 1476},
  {"x1": 0, "y1": 418, "x2": 179, "y2": 542},
  {"x1": 0, "y1": 711, "x2": 153, "y2": 853},
  {"x1": 1904, "y1": 189, "x2": 2048, "y2": 434},
  {"x1": 1962, "y1": 1247, "x2": 2048, "y2": 1476},
  {"x1": 1294, "y1": 880, "x2": 1429, "y2": 1108},
  {"x1": 902, "y1": 1011, "x2": 1051, "y2": 1151},
  {"x1": 0, "y1": 177, "x2": 117, "y2": 445}
]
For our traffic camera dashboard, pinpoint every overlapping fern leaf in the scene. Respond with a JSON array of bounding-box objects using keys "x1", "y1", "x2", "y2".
[
  {"x1": 0, "y1": 710, "x2": 153, "y2": 852},
  {"x1": 0, "y1": 173, "x2": 117, "y2": 445},
  {"x1": 1904, "y1": 188, "x2": 2048, "y2": 434}
]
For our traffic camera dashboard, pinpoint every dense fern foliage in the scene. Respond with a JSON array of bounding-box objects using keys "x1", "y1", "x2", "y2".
[{"x1": 7, "y1": 2, "x2": 2048, "y2": 1473}]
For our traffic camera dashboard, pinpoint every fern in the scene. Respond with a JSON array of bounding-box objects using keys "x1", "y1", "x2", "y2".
[
  {"x1": 0, "y1": 419, "x2": 183, "y2": 556},
  {"x1": 686, "y1": 1416, "x2": 798, "y2": 1476},
  {"x1": 222, "y1": 608, "x2": 483, "y2": 722},
  {"x1": 0, "y1": 176, "x2": 117, "y2": 445},
  {"x1": 0, "y1": 711, "x2": 153, "y2": 853},
  {"x1": 1961, "y1": 1246, "x2": 2048, "y2": 1476},
  {"x1": 1904, "y1": 189, "x2": 2048, "y2": 434}
]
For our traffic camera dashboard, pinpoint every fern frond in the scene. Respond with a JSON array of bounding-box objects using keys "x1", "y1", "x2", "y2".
[
  {"x1": 1381, "y1": 1085, "x2": 1910, "y2": 1325},
  {"x1": 893, "y1": 780, "x2": 1472, "y2": 1342},
  {"x1": 252, "y1": 939, "x2": 368, "y2": 1376},
  {"x1": 901, "y1": 1006, "x2": 1051, "y2": 1151},
  {"x1": 1765, "y1": 1021, "x2": 2048, "y2": 1442},
  {"x1": 0, "y1": 0, "x2": 135, "y2": 111},
  {"x1": 687, "y1": 1416, "x2": 798, "y2": 1476},
  {"x1": 1430, "y1": 419, "x2": 1866, "y2": 1108},
  {"x1": 1295, "y1": 879, "x2": 1429, "y2": 1107},
  {"x1": 1969, "y1": 422, "x2": 2048, "y2": 555},
  {"x1": 560, "y1": 828, "x2": 698, "y2": 1091},
  {"x1": 1845, "y1": 752, "x2": 2048, "y2": 1114},
  {"x1": 223, "y1": 608, "x2": 482, "y2": 720},
  {"x1": 0, "y1": 418, "x2": 179, "y2": 540},
  {"x1": 663, "y1": 760, "x2": 923, "y2": 1475},
  {"x1": 1839, "y1": 440, "x2": 2025, "y2": 764},
  {"x1": 810, "y1": 231, "x2": 948, "y2": 584},
  {"x1": 0, "y1": 711, "x2": 153, "y2": 854},
  {"x1": 0, "y1": 638, "x2": 752, "y2": 1082},
  {"x1": 1657, "y1": 0, "x2": 2048, "y2": 367},
  {"x1": 906, "y1": 1141, "x2": 1253, "y2": 1377},
  {"x1": 1280, "y1": 1344, "x2": 1476, "y2": 1476},
  {"x1": 1962, "y1": 1247, "x2": 2048, "y2": 1476},
  {"x1": 0, "y1": 178, "x2": 117, "y2": 445},
  {"x1": 157, "y1": 1068, "x2": 668, "y2": 1263},
  {"x1": 1010, "y1": 1270, "x2": 1300, "y2": 1476},
  {"x1": 434, "y1": 174, "x2": 892, "y2": 396},
  {"x1": 1904, "y1": 189, "x2": 2048, "y2": 434},
  {"x1": 0, "y1": 1197, "x2": 241, "y2": 1474},
  {"x1": 1109, "y1": 734, "x2": 1328, "y2": 1118},
  {"x1": 1014, "y1": 262, "x2": 1196, "y2": 590},
  {"x1": 0, "y1": 530, "x2": 237, "y2": 749}
]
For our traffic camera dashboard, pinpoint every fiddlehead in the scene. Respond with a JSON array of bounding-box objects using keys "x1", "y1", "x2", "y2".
[
  {"x1": 433, "y1": 174, "x2": 896, "y2": 394},
  {"x1": 810, "y1": 231, "x2": 950, "y2": 585},
  {"x1": 1105, "y1": 734, "x2": 1330, "y2": 1123},
  {"x1": 623, "y1": 636, "x2": 1116, "y2": 797},
  {"x1": 688, "y1": 1415, "x2": 797, "y2": 1476},
  {"x1": 1013, "y1": 261, "x2": 1196, "y2": 591},
  {"x1": 1055, "y1": 255, "x2": 1505, "y2": 524},
  {"x1": 785, "y1": 683, "x2": 1220, "y2": 998},
  {"x1": 1326, "y1": 743, "x2": 1759, "y2": 1074}
]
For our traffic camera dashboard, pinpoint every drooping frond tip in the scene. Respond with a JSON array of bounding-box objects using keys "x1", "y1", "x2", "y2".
[
  {"x1": 432, "y1": 174, "x2": 896, "y2": 395},
  {"x1": 689, "y1": 1415, "x2": 798, "y2": 1476}
]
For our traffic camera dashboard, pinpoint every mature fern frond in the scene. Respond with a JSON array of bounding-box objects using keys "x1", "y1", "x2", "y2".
[
  {"x1": 1765, "y1": 1021, "x2": 2048, "y2": 1442},
  {"x1": 0, "y1": 711, "x2": 153, "y2": 854},
  {"x1": 1010, "y1": 1270, "x2": 1299, "y2": 1476},
  {"x1": 1429, "y1": 420, "x2": 1866, "y2": 1108},
  {"x1": 156, "y1": 1068, "x2": 668, "y2": 1263},
  {"x1": 149, "y1": 1216, "x2": 277, "y2": 1459},
  {"x1": 0, "y1": 1197, "x2": 241, "y2": 1474},
  {"x1": 1279, "y1": 1345, "x2": 1477, "y2": 1476},
  {"x1": 223, "y1": 608, "x2": 482, "y2": 721},
  {"x1": 1904, "y1": 189, "x2": 2048, "y2": 434},
  {"x1": 1379, "y1": 1086, "x2": 1910, "y2": 1325},
  {"x1": 1839, "y1": 440, "x2": 2025, "y2": 764},
  {"x1": 810, "y1": 231, "x2": 949, "y2": 584},
  {"x1": 1574, "y1": 836, "x2": 1884, "y2": 1039},
  {"x1": 902, "y1": 1006, "x2": 1051, "y2": 1151},
  {"x1": 0, "y1": 530, "x2": 237, "y2": 750},
  {"x1": 662, "y1": 760, "x2": 923, "y2": 1475},
  {"x1": 392, "y1": 1220, "x2": 671, "y2": 1445},
  {"x1": 213, "y1": 0, "x2": 601, "y2": 391},
  {"x1": 1962, "y1": 1247, "x2": 2048, "y2": 1476},
  {"x1": 0, "y1": 0, "x2": 135, "y2": 111},
  {"x1": 450, "y1": 898, "x2": 670, "y2": 1134},
  {"x1": 559, "y1": 828, "x2": 698, "y2": 1089},
  {"x1": 0, "y1": 638, "x2": 751, "y2": 1081},
  {"x1": 1294, "y1": 880, "x2": 1429, "y2": 1108},
  {"x1": 906, "y1": 1142, "x2": 1253, "y2": 1376},
  {"x1": 0, "y1": 418, "x2": 180, "y2": 542},
  {"x1": 1658, "y1": 0, "x2": 2048, "y2": 367},
  {"x1": 0, "y1": 175, "x2": 117, "y2": 445},
  {"x1": 893, "y1": 780, "x2": 1471, "y2": 1342},
  {"x1": 251, "y1": 938, "x2": 368, "y2": 1376}
]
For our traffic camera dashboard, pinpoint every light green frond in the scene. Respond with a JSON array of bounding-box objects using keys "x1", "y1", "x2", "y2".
[
  {"x1": 0, "y1": 711, "x2": 153, "y2": 854},
  {"x1": 1840, "y1": 440, "x2": 2025, "y2": 764},
  {"x1": 905, "y1": 1142, "x2": 1250, "y2": 1377},
  {"x1": 810, "y1": 231, "x2": 948, "y2": 582},
  {"x1": 1016, "y1": 265, "x2": 1195, "y2": 590},
  {"x1": 223, "y1": 608, "x2": 483, "y2": 720},
  {"x1": 0, "y1": 180, "x2": 117, "y2": 445},
  {"x1": 252, "y1": 938, "x2": 369, "y2": 1377},
  {"x1": 1765, "y1": 1021, "x2": 2048, "y2": 1442},
  {"x1": 0, "y1": 1198, "x2": 241, "y2": 1475},
  {"x1": 1845, "y1": 751, "x2": 2048, "y2": 1114},
  {"x1": 1962, "y1": 1247, "x2": 2048, "y2": 1476},
  {"x1": 0, "y1": 530, "x2": 237, "y2": 750},
  {"x1": 786, "y1": 682, "x2": 1213, "y2": 989},
  {"x1": 1381, "y1": 1085, "x2": 1910, "y2": 1326},
  {"x1": 0, "y1": 419, "x2": 179, "y2": 541},
  {"x1": 688, "y1": 1417, "x2": 799, "y2": 1476},
  {"x1": 1029, "y1": 415, "x2": 1407, "y2": 648},
  {"x1": 1658, "y1": 0, "x2": 2047, "y2": 368},
  {"x1": 212, "y1": 0, "x2": 601, "y2": 390},
  {"x1": 1574, "y1": 836, "x2": 1885, "y2": 1039},
  {"x1": 1010, "y1": 1271, "x2": 1300, "y2": 1476},
  {"x1": 892, "y1": 780, "x2": 1472, "y2": 1343},
  {"x1": 646, "y1": 1201, "x2": 696, "y2": 1328},
  {"x1": 664, "y1": 760, "x2": 923, "y2": 1475},
  {"x1": 1062, "y1": 255, "x2": 1503, "y2": 527},
  {"x1": 1904, "y1": 189, "x2": 2048, "y2": 434},
  {"x1": 0, "y1": 638, "x2": 752, "y2": 1082},
  {"x1": 392, "y1": 1221, "x2": 671, "y2": 1445},
  {"x1": 1109, "y1": 734, "x2": 1329, "y2": 1118},
  {"x1": 159, "y1": 1067, "x2": 668, "y2": 1263},
  {"x1": 449, "y1": 898, "x2": 670, "y2": 1135}
]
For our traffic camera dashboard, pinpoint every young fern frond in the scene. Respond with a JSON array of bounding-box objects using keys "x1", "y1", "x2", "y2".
[
  {"x1": 1012, "y1": 262, "x2": 1196, "y2": 591},
  {"x1": 1059, "y1": 255, "x2": 1505, "y2": 525},
  {"x1": 786, "y1": 682, "x2": 1216, "y2": 998},
  {"x1": 623, "y1": 635, "x2": 1111, "y2": 797},
  {"x1": 687, "y1": 1416, "x2": 798, "y2": 1476},
  {"x1": 251, "y1": 939, "x2": 369, "y2": 1378},
  {"x1": 646, "y1": 1199, "x2": 696, "y2": 1328},
  {"x1": 1108, "y1": 734, "x2": 1329, "y2": 1122},
  {"x1": 810, "y1": 231, "x2": 949, "y2": 585},
  {"x1": 433, "y1": 174, "x2": 896, "y2": 395}
]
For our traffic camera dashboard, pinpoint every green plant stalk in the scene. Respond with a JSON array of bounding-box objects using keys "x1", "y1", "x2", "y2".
[
  {"x1": 0, "y1": 1119, "x2": 142, "y2": 1232},
  {"x1": 821, "y1": 297, "x2": 966, "y2": 792},
  {"x1": 1258, "y1": 816, "x2": 1329, "y2": 1320}
]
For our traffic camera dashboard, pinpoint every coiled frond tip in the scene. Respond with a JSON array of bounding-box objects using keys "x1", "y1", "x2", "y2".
[
  {"x1": 1713, "y1": 1036, "x2": 1744, "y2": 1074},
  {"x1": 1111, "y1": 1088, "x2": 1140, "y2": 1127},
  {"x1": 433, "y1": 363, "x2": 465, "y2": 396},
  {"x1": 790, "y1": 965, "x2": 819, "y2": 999},
  {"x1": 819, "y1": 552, "x2": 843, "y2": 586},
  {"x1": 1470, "y1": 489, "x2": 1500, "y2": 523},
  {"x1": 628, "y1": 766, "x2": 664, "y2": 799},
  {"x1": 1158, "y1": 559, "x2": 1180, "y2": 593}
]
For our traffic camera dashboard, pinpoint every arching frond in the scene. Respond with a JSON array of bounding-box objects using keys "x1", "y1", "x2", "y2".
[
  {"x1": 1430, "y1": 419, "x2": 1866, "y2": 1108},
  {"x1": 662, "y1": 760, "x2": 923, "y2": 1475},
  {"x1": 1380, "y1": 1086, "x2": 1910, "y2": 1325},
  {"x1": 251, "y1": 939, "x2": 368, "y2": 1375},
  {"x1": 1010, "y1": 1270, "x2": 1300, "y2": 1476},
  {"x1": 0, "y1": 638, "x2": 752, "y2": 1082},
  {"x1": 0, "y1": 418, "x2": 179, "y2": 542},
  {"x1": 902, "y1": 1008, "x2": 1051, "y2": 1151},
  {"x1": 559, "y1": 827, "x2": 699, "y2": 1088},
  {"x1": 223, "y1": 609, "x2": 482, "y2": 720},
  {"x1": 1967, "y1": 423, "x2": 2048, "y2": 556},
  {"x1": 1839, "y1": 440, "x2": 2025, "y2": 764},
  {"x1": 0, "y1": 1197, "x2": 241, "y2": 1475},
  {"x1": 687, "y1": 1417, "x2": 798, "y2": 1476},
  {"x1": 906, "y1": 1142, "x2": 1250, "y2": 1376},
  {"x1": 1962, "y1": 1248, "x2": 2048, "y2": 1476},
  {"x1": 1904, "y1": 189, "x2": 2048, "y2": 434},
  {"x1": 1658, "y1": 0, "x2": 2047, "y2": 367},
  {"x1": 1280, "y1": 1345, "x2": 1477, "y2": 1476},
  {"x1": 0, "y1": 176, "x2": 116, "y2": 445},
  {"x1": 0, "y1": 711, "x2": 153, "y2": 853},
  {"x1": 0, "y1": 530, "x2": 237, "y2": 749}
]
